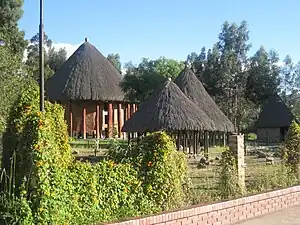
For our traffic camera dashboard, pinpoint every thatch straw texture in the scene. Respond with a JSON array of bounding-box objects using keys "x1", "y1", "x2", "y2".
[
  {"x1": 174, "y1": 68, "x2": 234, "y2": 132},
  {"x1": 122, "y1": 79, "x2": 216, "y2": 133},
  {"x1": 45, "y1": 40, "x2": 124, "y2": 102},
  {"x1": 257, "y1": 95, "x2": 296, "y2": 128}
]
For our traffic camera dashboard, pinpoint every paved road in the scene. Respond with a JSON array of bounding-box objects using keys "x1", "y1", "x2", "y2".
[{"x1": 234, "y1": 204, "x2": 300, "y2": 225}]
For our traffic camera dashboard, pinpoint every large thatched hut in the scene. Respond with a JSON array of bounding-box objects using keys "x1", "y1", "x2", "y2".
[
  {"x1": 122, "y1": 78, "x2": 216, "y2": 152},
  {"x1": 46, "y1": 39, "x2": 136, "y2": 139},
  {"x1": 256, "y1": 95, "x2": 297, "y2": 143}
]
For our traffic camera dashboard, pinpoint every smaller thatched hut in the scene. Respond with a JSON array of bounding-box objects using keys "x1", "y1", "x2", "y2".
[
  {"x1": 256, "y1": 95, "x2": 297, "y2": 143},
  {"x1": 122, "y1": 78, "x2": 216, "y2": 153}
]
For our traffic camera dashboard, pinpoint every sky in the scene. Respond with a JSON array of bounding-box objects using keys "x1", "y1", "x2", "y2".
[{"x1": 19, "y1": 0, "x2": 300, "y2": 65}]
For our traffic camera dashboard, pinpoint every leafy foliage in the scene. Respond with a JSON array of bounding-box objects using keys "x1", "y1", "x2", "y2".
[
  {"x1": 107, "y1": 132, "x2": 188, "y2": 210},
  {"x1": 107, "y1": 53, "x2": 122, "y2": 73},
  {"x1": 1, "y1": 87, "x2": 188, "y2": 224},
  {"x1": 121, "y1": 57, "x2": 184, "y2": 103},
  {"x1": 282, "y1": 121, "x2": 300, "y2": 179},
  {"x1": 25, "y1": 32, "x2": 67, "y2": 82},
  {"x1": 217, "y1": 147, "x2": 242, "y2": 199}
]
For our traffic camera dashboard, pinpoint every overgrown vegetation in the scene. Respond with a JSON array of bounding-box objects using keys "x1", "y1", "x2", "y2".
[
  {"x1": 0, "y1": 86, "x2": 188, "y2": 224},
  {"x1": 107, "y1": 133, "x2": 188, "y2": 210},
  {"x1": 281, "y1": 121, "x2": 300, "y2": 180},
  {"x1": 217, "y1": 147, "x2": 243, "y2": 199}
]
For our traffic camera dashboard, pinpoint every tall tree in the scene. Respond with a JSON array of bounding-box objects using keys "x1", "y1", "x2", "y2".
[
  {"x1": 188, "y1": 46, "x2": 206, "y2": 78},
  {"x1": 107, "y1": 53, "x2": 121, "y2": 73},
  {"x1": 121, "y1": 57, "x2": 184, "y2": 103},
  {"x1": 48, "y1": 47, "x2": 67, "y2": 72},
  {"x1": 280, "y1": 55, "x2": 295, "y2": 101},
  {"x1": 0, "y1": 0, "x2": 29, "y2": 133},
  {"x1": 0, "y1": 0, "x2": 27, "y2": 57},
  {"x1": 26, "y1": 32, "x2": 67, "y2": 81},
  {"x1": 215, "y1": 21, "x2": 251, "y2": 131},
  {"x1": 246, "y1": 47, "x2": 280, "y2": 106}
]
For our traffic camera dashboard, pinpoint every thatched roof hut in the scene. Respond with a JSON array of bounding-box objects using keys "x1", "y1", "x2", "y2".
[
  {"x1": 174, "y1": 68, "x2": 234, "y2": 132},
  {"x1": 122, "y1": 79, "x2": 216, "y2": 133},
  {"x1": 257, "y1": 95, "x2": 296, "y2": 128},
  {"x1": 45, "y1": 39, "x2": 124, "y2": 102}
]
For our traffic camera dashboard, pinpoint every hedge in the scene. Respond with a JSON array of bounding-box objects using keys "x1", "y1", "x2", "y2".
[{"x1": 0, "y1": 84, "x2": 187, "y2": 225}]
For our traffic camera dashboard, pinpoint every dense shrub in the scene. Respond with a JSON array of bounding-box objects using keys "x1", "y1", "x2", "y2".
[
  {"x1": 217, "y1": 147, "x2": 243, "y2": 199},
  {"x1": 1, "y1": 85, "x2": 187, "y2": 224},
  {"x1": 281, "y1": 121, "x2": 300, "y2": 180},
  {"x1": 107, "y1": 132, "x2": 188, "y2": 210}
]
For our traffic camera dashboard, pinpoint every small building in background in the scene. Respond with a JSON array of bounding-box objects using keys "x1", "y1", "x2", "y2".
[
  {"x1": 45, "y1": 39, "x2": 137, "y2": 139},
  {"x1": 256, "y1": 95, "x2": 297, "y2": 143}
]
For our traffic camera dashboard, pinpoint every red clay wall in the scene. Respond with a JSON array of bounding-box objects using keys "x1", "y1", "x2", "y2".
[{"x1": 105, "y1": 185, "x2": 300, "y2": 225}]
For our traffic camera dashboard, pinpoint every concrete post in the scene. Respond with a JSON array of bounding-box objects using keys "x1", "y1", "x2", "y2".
[{"x1": 229, "y1": 134, "x2": 245, "y2": 193}]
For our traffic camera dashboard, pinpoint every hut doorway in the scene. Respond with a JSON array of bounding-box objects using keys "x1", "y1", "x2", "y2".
[{"x1": 280, "y1": 127, "x2": 289, "y2": 142}]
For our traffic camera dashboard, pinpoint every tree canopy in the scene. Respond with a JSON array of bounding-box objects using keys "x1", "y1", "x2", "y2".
[{"x1": 121, "y1": 57, "x2": 184, "y2": 103}]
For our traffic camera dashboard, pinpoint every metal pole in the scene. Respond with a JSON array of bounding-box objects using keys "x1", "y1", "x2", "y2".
[{"x1": 39, "y1": 0, "x2": 44, "y2": 112}]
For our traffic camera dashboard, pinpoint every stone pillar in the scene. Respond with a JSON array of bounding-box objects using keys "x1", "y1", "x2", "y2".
[
  {"x1": 229, "y1": 134, "x2": 245, "y2": 193},
  {"x1": 82, "y1": 106, "x2": 86, "y2": 139},
  {"x1": 108, "y1": 103, "x2": 113, "y2": 138}
]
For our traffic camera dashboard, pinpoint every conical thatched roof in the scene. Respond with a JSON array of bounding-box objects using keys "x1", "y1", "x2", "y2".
[
  {"x1": 122, "y1": 79, "x2": 216, "y2": 133},
  {"x1": 257, "y1": 95, "x2": 296, "y2": 128},
  {"x1": 45, "y1": 40, "x2": 124, "y2": 102},
  {"x1": 174, "y1": 68, "x2": 235, "y2": 132}
]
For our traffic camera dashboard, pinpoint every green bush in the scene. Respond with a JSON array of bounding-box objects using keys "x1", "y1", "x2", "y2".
[
  {"x1": 107, "y1": 132, "x2": 188, "y2": 210},
  {"x1": 1, "y1": 85, "x2": 187, "y2": 224},
  {"x1": 282, "y1": 121, "x2": 300, "y2": 179},
  {"x1": 246, "y1": 133, "x2": 257, "y2": 141},
  {"x1": 217, "y1": 147, "x2": 243, "y2": 199}
]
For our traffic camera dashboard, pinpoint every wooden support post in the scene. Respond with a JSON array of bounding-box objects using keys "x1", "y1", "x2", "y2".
[
  {"x1": 69, "y1": 101, "x2": 73, "y2": 137},
  {"x1": 82, "y1": 106, "x2": 86, "y2": 139},
  {"x1": 204, "y1": 131, "x2": 209, "y2": 158},
  {"x1": 223, "y1": 132, "x2": 227, "y2": 146},
  {"x1": 128, "y1": 132, "x2": 131, "y2": 144},
  {"x1": 212, "y1": 132, "x2": 216, "y2": 146},
  {"x1": 176, "y1": 130, "x2": 180, "y2": 150},
  {"x1": 132, "y1": 103, "x2": 136, "y2": 114},
  {"x1": 96, "y1": 103, "x2": 100, "y2": 139},
  {"x1": 108, "y1": 103, "x2": 113, "y2": 138},
  {"x1": 118, "y1": 103, "x2": 123, "y2": 138},
  {"x1": 188, "y1": 131, "x2": 192, "y2": 154},
  {"x1": 127, "y1": 103, "x2": 131, "y2": 119},
  {"x1": 193, "y1": 130, "x2": 198, "y2": 155},
  {"x1": 183, "y1": 131, "x2": 186, "y2": 153}
]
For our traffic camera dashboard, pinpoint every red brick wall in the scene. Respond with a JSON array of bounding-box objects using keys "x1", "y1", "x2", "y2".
[{"x1": 105, "y1": 185, "x2": 300, "y2": 225}]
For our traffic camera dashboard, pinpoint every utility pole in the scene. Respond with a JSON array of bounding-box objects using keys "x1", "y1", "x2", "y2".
[{"x1": 39, "y1": 0, "x2": 44, "y2": 112}]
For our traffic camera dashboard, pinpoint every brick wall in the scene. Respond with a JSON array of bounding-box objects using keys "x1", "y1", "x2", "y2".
[{"x1": 105, "y1": 185, "x2": 300, "y2": 225}]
